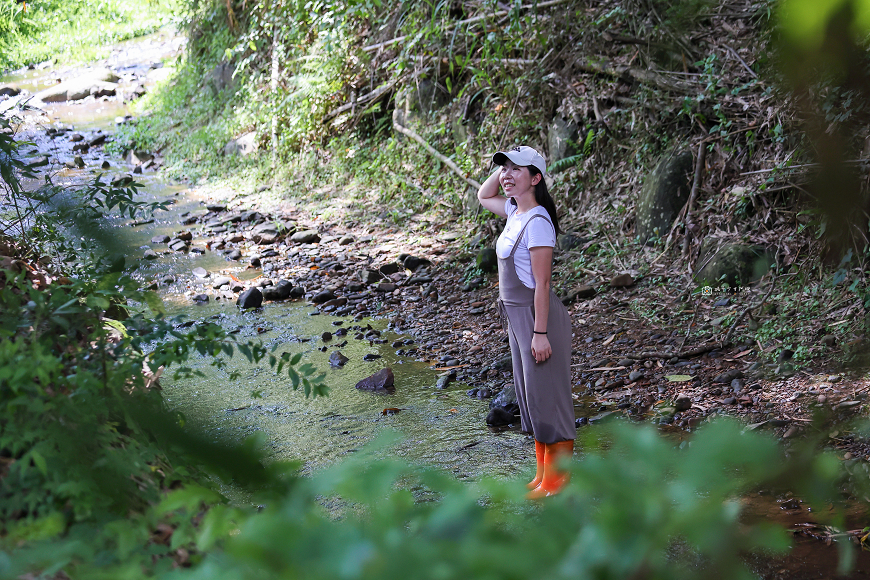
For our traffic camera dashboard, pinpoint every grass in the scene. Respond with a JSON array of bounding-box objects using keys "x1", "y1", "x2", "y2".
[{"x1": 0, "y1": 0, "x2": 179, "y2": 71}]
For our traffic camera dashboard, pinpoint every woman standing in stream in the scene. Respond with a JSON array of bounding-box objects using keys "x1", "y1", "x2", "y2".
[{"x1": 477, "y1": 145, "x2": 575, "y2": 498}]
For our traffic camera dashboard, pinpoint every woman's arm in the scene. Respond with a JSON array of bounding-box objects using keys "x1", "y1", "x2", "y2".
[
  {"x1": 477, "y1": 168, "x2": 508, "y2": 218},
  {"x1": 530, "y1": 246, "x2": 553, "y2": 363}
]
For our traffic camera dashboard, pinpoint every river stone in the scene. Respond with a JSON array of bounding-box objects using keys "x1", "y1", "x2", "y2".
[
  {"x1": 674, "y1": 393, "x2": 692, "y2": 412},
  {"x1": 192, "y1": 267, "x2": 209, "y2": 279},
  {"x1": 548, "y1": 116, "x2": 580, "y2": 165},
  {"x1": 486, "y1": 407, "x2": 516, "y2": 427},
  {"x1": 143, "y1": 249, "x2": 158, "y2": 260},
  {"x1": 489, "y1": 382, "x2": 517, "y2": 409},
  {"x1": 476, "y1": 248, "x2": 497, "y2": 273},
  {"x1": 360, "y1": 269, "x2": 381, "y2": 284},
  {"x1": 629, "y1": 370, "x2": 645, "y2": 382},
  {"x1": 0, "y1": 86, "x2": 20, "y2": 97},
  {"x1": 291, "y1": 229, "x2": 320, "y2": 244},
  {"x1": 289, "y1": 286, "x2": 305, "y2": 299},
  {"x1": 435, "y1": 370, "x2": 457, "y2": 389},
  {"x1": 237, "y1": 287, "x2": 263, "y2": 309},
  {"x1": 610, "y1": 273, "x2": 635, "y2": 288},
  {"x1": 262, "y1": 279, "x2": 294, "y2": 301},
  {"x1": 492, "y1": 355, "x2": 513, "y2": 371},
  {"x1": 378, "y1": 263, "x2": 401, "y2": 276},
  {"x1": 339, "y1": 235, "x2": 355, "y2": 245},
  {"x1": 713, "y1": 369, "x2": 743, "y2": 384},
  {"x1": 329, "y1": 351, "x2": 349, "y2": 367},
  {"x1": 376, "y1": 282, "x2": 397, "y2": 292},
  {"x1": 151, "y1": 235, "x2": 170, "y2": 244},
  {"x1": 226, "y1": 249, "x2": 242, "y2": 261},
  {"x1": 402, "y1": 255, "x2": 430, "y2": 271},
  {"x1": 311, "y1": 289, "x2": 335, "y2": 304},
  {"x1": 169, "y1": 240, "x2": 188, "y2": 252},
  {"x1": 636, "y1": 150, "x2": 694, "y2": 243},
  {"x1": 562, "y1": 285, "x2": 596, "y2": 304},
  {"x1": 212, "y1": 276, "x2": 232, "y2": 288},
  {"x1": 191, "y1": 293, "x2": 209, "y2": 303},
  {"x1": 355, "y1": 368, "x2": 395, "y2": 393},
  {"x1": 693, "y1": 242, "x2": 775, "y2": 287}
]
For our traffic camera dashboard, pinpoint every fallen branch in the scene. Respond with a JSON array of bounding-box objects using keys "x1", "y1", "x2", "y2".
[
  {"x1": 625, "y1": 342, "x2": 729, "y2": 361},
  {"x1": 682, "y1": 141, "x2": 707, "y2": 260},
  {"x1": 575, "y1": 57, "x2": 692, "y2": 94},
  {"x1": 392, "y1": 119, "x2": 481, "y2": 190}
]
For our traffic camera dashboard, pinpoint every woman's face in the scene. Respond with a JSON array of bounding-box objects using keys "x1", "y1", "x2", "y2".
[{"x1": 498, "y1": 160, "x2": 540, "y2": 198}]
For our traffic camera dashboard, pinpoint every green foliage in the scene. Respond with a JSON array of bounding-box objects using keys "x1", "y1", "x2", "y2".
[
  {"x1": 2, "y1": 420, "x2": 852, "y2": 579},
  {"x1": 0, "y1": 0, "x2": 178, "y2": 70}
]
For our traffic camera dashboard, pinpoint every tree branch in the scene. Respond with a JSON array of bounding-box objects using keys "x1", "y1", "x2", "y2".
[{"x1": 392, "y1": 119, "x2": 481, "y2": 191}]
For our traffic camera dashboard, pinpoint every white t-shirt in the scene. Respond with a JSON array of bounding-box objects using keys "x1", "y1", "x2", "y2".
[{"x1": 495, "y1": 201, "x2": 556, "y2": 289}]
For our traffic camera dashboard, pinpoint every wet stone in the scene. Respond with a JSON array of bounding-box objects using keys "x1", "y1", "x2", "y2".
[
  {"x1": 192, "y1": 267, "x2": 210, "y2": 279},
  {"x1": 151, "y1": 235, "x2": 170, "y2": 244},
  {"x1": 355, "y1": 368, "x2": 395, "y2": 393},
  {"x1": 237, "y1": 287, "x2": 263, "y2": 309},
  {"x1": 191, "y1": 293, "x2": 209, "y2": 303},
  {"x1": 212, "y1": 276, "x2": 232, "y2": 288},
  {"x1": 618, "y1": 358, "x2": 634, "y2": 367},
  {"x1": 143, "y1": 249, "x2": 158, "y2": 260},
  {"x1": 628, "y1": 370, "x2": 645, "y2": 382},
  {"x1": 329, "y1": 351, "x2": 349, "y2": 367}
]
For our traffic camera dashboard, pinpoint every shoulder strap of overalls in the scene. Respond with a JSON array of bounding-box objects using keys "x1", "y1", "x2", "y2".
[{"x1": 509, "y1": 213, "x2": 552, "y2": 258}]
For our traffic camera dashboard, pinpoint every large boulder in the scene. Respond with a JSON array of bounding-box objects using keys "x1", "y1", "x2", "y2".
[
  {"x1": 355, "y1": 368, "x2": 395, "y2": 393},
  {"x1": 694, "y1": 242, "x2": 774, "y2": 287},
  {"x1": 548, "y1": 116, "x2": 580, "y2": 166},
  {"x1": 34, "y1": 68, "x2": 119, "y2": 103},
  {"x1": 262, "y1": 279, "x2": 294, "y2": 301},
  {"x1": 636, "y1": 151, "x2": 694, "y2": 243},
  {"x1": 224, "y1": 132, "x2": 257, "y2": 157},
  {"x1": 237, "y1": 287, "x2": 263, "y2": 309}
]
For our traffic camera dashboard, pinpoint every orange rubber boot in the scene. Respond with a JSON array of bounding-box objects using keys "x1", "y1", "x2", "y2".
[
  {"x1": 526, "y1": 440, "x2": 574, "y2": 499},
  {"x1": 526, "y1": 440, "x2": 546, "y2": 489}
]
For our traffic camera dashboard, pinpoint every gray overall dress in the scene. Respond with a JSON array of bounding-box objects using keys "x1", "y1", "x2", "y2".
[{"x1": 497, "y1": 213, "x2": 575, "y2": 444}]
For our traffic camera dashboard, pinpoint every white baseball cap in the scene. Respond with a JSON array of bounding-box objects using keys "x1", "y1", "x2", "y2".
[{"x1": 492, "y1": 146, "x2": 547, "y2": 175}]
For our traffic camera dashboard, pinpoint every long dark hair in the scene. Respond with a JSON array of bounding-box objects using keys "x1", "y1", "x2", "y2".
[{"x1": 528, "y1": 166, "x2": 561, "y2": 236}]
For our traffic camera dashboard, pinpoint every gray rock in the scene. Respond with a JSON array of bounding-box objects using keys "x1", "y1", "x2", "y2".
[
  {"x1": 329, "y1": 351, "x2": 349, "y2": 367},
  {"x1": 226, "y1": 249, "x2": 242, "y2": 261},
  {"x1": 636, "y1": 151, "x2": 694, "y2": 242},
  {"x1": 486, "y1": 407, "x2": 516, "y2": 427},
  {"x1": 610, "y1": 273, "x2": 635, "y2": 288},
  {"x1": 618, "y1": 358, "x2": 635, "y2": 367},
  {"x1": 694, "y1": 242, "x2": 774, "y2": 287},
  {"x1": 376, "y1": 282, "x2": 397, "y2": 292},
  {"x1": 562, "y1": 285, "x2": 596, "y2": 305},
  {"x1": 339, "y1": 235, "x2": 355, "y2": 245},
  {"x1": 548, "y1": 116, "x2": 580, "y2": 165},
  {"x1": 731, "y1": 378, "x2": 745, "y2": 393},
  {"x1": 674, "y1": 393, "x2": 692, "y2": 412},
  {"x1": 489, "y1": 382, "x2": 517, "y2": 409},
  {"x1": 436, "y1": 370, "x2": 457, "y2": 389},
  {"x1": 237, "y1": 287, "x2": 263, "y2": 309},
  {"x1": 312, "y1": 289, "x2": 335, "y2": 303},
  {"x1": 290, "y1": 229, "x2": 320, "y2": 244},
  {"x1": 208, "y1": 61, "x2": 236, "y2": 94},
  {"x1": 143, "y1": 249, "x2": 158, "y2": 260},
  {"x1": 212, "y1": 276, "x2": 232, "y2": 288},
  {"x1": 402, "y1": 255, "x2": 430, "y2": 271},
  {"x1": 262, "y1": 279, "x2": 294, "y2": 301},
  {"x1": 191, "y1": 293, "x2": 209, "y2": 303},
  {"x1": 355, "y1": 368, "x2": 395, "y2": 393},
  {"x1": 378, "y1": 263, "x2": 401, "y2": 276},
  {"x1": 289, "y1": 286, "x2": 305, "y2": 299},
  {"x1": 713, "y1": 369, "x2": 743, "y2": 384},
  {"x1": 629, "y1": 370, "x2": 645, "y2": 382},
  {"x1": 192, "y1": 267, "x2": 210, "y2": 279},
  {"x1": 360, "y1": 269, "x2": 382, "y2": 284},
  {"x1": 821, "y1": 335, "x2": 837, "y2": 348},
  {"x1": 491, "y1": 355, "x2": 513, "y2": 371},
  {"x1": 151, "y1": 235, "x2": 170, "y2": 244},
  {"x1": 0, "y1": 86, "x2": 21, "y2": 97},
  {"x1": 223, "y1": 132, "x2": 257, "y2": 157},
  {"x1": 476, "y1": 248, "x2": 497, "y2": 273}
]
